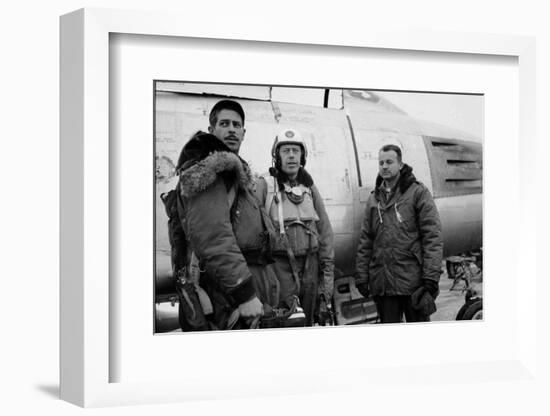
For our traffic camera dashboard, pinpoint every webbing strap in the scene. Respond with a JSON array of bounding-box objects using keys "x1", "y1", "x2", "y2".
[
  {"x1": 277, "y1": 190, "x2": 285, "y2": 235},
  {"x1": 283, "y1": 234, "x2": 301, "y2": 294},
  {"x1": 264, "y1": 177, "x2": 276, "y2": 214},
  {"x1": 284, "y1": 219, "x2": 319, "y2": 238},
  {"x1": 275, "y1": 189, "x2": 301, "y2": 293}
]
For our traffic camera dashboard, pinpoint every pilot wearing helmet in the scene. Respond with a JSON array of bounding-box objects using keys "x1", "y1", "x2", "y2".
[{"x1": 255, "y1": 128, "x2": 335, "y2": 326}]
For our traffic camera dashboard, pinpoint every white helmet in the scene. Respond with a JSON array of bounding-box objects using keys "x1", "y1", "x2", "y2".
[{"x1": 271, "y1": 128, "x2": 308, "y2": 167}]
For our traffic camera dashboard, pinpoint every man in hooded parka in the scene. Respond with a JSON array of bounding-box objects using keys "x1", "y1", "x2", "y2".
[
  {"x1": 355, "y1": 144, "x2": 443, "y2": 323},
  {"x1": 174, "y1": 100, "x2": 280, "y2": 329}
]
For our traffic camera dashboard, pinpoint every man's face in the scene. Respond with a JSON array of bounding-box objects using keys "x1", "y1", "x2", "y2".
[
  {"x1": 279, "y1": 144, "x2": 302, "y2": 177},
  {"x1": 208, "y1": 109, "x2": 245, "y2": 154},
  {"x1": 378, "y1": 150, "x2": 402, "y2": 182}
]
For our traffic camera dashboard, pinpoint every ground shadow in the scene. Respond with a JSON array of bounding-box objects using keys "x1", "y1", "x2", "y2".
[{"x1": 35, "y1": 384, "x2": 59, "y2": 399}]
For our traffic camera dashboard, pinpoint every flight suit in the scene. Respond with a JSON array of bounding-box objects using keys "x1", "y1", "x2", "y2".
[{"x1": 256, "y1": 171, "x2": 334, "y2": 326}]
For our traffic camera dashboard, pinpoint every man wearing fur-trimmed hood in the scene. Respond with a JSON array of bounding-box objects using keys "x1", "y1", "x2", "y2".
[
  {"x1": 256, "y1": 128, "x2": 335, "y2": 326},
  {"x1": 176, "y1": 100, "x2": 280, "y2": 327},
  {"x1": 355, "y1": 144, "x2": 443, "y2": 323}
]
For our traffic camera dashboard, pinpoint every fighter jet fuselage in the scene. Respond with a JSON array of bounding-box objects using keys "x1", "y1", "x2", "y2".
[{"x1": 154, "y1": 87, "x2": 482, "y2": 329}]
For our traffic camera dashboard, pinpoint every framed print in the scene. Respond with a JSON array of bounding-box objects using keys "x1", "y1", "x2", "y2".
[{"x1": 60, "y1": 7, "x2": 537, "y2": 408}]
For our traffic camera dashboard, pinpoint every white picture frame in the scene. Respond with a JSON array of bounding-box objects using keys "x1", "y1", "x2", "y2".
[{"x1": 60, "y1": 7, "x2": 537, "y2": 408}]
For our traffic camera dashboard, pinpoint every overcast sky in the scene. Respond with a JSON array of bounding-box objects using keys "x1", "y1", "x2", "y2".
[
  {"x1": 271, "y1": 87, "x2": 484, "y2": 139},
  {"x1": 376, "y1": 91, "x2": 483, "y2": 139}
]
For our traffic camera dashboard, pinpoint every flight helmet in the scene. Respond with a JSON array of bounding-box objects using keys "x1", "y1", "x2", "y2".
[{"x1": 271, "y1": 128, "x2": 308, "y2": 168}]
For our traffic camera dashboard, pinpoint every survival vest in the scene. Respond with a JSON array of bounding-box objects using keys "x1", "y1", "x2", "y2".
[{"x1": 262, "y1": 176, "x2": 320, "y2": 256}]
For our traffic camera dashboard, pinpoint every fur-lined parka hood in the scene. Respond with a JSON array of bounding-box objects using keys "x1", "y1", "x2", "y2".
[{"x1": 177, "y1": 132, "x2": 253, "y2": 197}]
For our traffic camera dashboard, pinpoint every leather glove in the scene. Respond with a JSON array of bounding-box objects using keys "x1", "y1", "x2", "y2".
[
  {"x1": 315, "y1": 294, "x2": 334, "y2": 326},
  {"x1": 318, "y1": 270, "x2": 334, "y2": 301},
  {"x1": 356, "y1": 281, "x2": 370, "y2": 299},
  {"x1": 423, "y1": 279, "x2": 439, "y2": 299},
  {"x1": 411, "y1": 280, "x2": 438, "y2": 316},
  {"x1": 322, "y1": 270, "x2": 334, "y2": 300},
  {"x1": 411, "y1": 285, "x2": 426, "y2": 308},
  {"x1": 237, "y1": 296, "x2": 264, "y2": 318},
  {"x1": 411, "y1": 279, "x2": 438, "y2": 304},
  {"x1": 410, "y1": 288, "x2": 436, "y2": 316}
]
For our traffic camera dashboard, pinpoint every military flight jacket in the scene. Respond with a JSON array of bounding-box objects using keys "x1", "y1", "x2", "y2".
[
  {"x1": 177, "y1": 135, "x2": 276, "y2": 307},
  {"x1": 355, "y1": 164, "x2": 443, "y2": 296}
]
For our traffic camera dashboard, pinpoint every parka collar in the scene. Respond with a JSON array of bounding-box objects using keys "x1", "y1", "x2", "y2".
[
  {"x1": 177, "y1": 132, "x2": 253, "y2": 197},
  {"x1": 269, "y1": 166, "x2": 314, "y2": 192},
  {"x1": 373, "y1": 164, "x2": 417, "y2": 206}
]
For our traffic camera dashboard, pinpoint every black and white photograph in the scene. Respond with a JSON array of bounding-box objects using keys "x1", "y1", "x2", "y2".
[
  {"x1": 4, "y1": 0, "x2": 546, "y2": 412},
  {"x1": 154, "y1": 82, "x2": 483, "y2": 333}
]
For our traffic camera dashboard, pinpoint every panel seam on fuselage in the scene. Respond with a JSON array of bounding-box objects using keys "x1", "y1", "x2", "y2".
[{"x1": 346, "y1": 114, "x2": 362, "y2": 188}]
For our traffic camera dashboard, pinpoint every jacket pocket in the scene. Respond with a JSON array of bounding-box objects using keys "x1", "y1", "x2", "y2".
[
  {"x1": 395, "y1": 202, "x2": 417, "y2": 234},
  {"x1": 410, "y1": 244, "x2": 423, "y2": 267},
  {"x1": 233, "y1": 194, "x2": 265, "y2": 251},
  {"x1": 392, "y1": 247, "x2": 422, "y2": 294}
]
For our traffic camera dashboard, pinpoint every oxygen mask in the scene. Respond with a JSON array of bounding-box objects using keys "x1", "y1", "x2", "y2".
[{"x1": 284, "y1": 183, "x2": 306, "y2": 204}]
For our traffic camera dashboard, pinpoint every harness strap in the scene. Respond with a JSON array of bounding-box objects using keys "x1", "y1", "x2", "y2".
[
  {"x1": 277, "y1": 190, "x2": 285, "y2": 235},
  {"x1": 283, "y1": 234, "x2": 302, "y2": 294},
  {"x1": 273, "y1": 187, "x2": 301, "y2": 293},
  {"x1": 264, "y1": 178, "x2": 276, "y2": 215},
  {"x1": 301, "y1": 222, "x2": 315, "y2": 295},
  {"x1": 284, "y1": 219, "x2": 319, "y2": 238}
]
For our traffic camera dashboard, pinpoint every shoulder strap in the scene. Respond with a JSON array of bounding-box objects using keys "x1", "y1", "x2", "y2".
[
  {"x1": 264, "y1": 176, "x2": 276, "y2": 213},
  {"x1": 260, "y1": 175, "x2": 302, "y2": 291},
  {"x1": 175, "y1": 181, "x2": 186, "y2": 226},
  {"x1": 282, "y1": 232, "x2": 302, "y2": 295}
]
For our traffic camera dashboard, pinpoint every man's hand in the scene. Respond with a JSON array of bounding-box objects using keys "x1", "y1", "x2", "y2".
[{"x1": 237, "y1": 296, "x2": 264, "y2": 318}]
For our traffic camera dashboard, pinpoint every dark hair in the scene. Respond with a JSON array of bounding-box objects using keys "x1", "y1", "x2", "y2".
[
  {"x1": 208, "y1": 99, "x2": 245, "y2": 127},
  {"x1": 380, "y1": 144, "x2": 402, "y2": 162}
]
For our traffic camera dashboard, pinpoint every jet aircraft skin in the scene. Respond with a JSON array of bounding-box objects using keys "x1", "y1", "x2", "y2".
[{"x1": 154, "y1": 86, "x2": 482, "y2": 330}]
